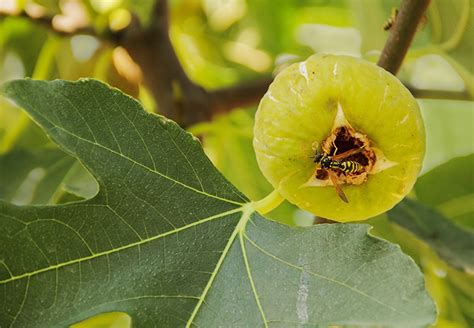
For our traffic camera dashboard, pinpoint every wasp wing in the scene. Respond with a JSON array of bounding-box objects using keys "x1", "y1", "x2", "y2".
[{"x1": 331, "y1": 145, "x2": 365, "y2": 161}]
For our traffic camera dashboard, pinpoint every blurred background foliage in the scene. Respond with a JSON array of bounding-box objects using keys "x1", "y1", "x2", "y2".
[{"x1": 0, "y1": 0, "x2": 472, "y2": 327}]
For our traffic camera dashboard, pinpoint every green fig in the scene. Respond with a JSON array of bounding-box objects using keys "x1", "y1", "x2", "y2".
[{"x1": 254, "y1": 54, "x2": 425, "y2": 222}]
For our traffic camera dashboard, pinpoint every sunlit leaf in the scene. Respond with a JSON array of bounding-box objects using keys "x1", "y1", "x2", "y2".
[
  {"x1": 62, "y1": 161, "x2": 99, "y2": 200},
  {"x1": 347, "y1": 0, "x2": 386, "y2": 52},
  {"x1": 296, "y1": 24, "x2": 361, "y2": 56},
  {"x1": 413, "y1": 0, "x2": 474, "y2": 96}
]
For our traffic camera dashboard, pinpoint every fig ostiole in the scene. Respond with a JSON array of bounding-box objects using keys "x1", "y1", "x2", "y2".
[{"x1": 253, "y1": 54, "x2": 425, "y2": 222}]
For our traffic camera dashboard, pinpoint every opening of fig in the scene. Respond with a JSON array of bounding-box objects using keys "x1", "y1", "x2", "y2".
[
  {"x1": 315, "y1": 124, "x2": 376, "y2": 186},
  {"x1": 304, "y1": 102, "x2": 398, "y2": 190}
]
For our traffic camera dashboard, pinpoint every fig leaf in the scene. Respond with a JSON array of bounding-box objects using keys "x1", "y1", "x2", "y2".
[{"x1": 0, "y1": 79, "x2": 435, "y2": 327}]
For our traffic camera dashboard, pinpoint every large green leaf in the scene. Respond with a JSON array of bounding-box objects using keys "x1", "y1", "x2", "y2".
[
  {"x1": 0, "y1": 79, "x2": 435, "y2": 327},
  {"x1": 388, "y1": 199, "x2": 474, "y2": 272}
]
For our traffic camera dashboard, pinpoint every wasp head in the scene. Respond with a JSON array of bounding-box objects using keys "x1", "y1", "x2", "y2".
[{"x1": 314, "y1": 152, "x2": 323, "y2": 163}]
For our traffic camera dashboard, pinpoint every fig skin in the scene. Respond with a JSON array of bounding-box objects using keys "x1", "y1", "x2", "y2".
[{"x1": 253, "y1": 54, "x2": 425, "y2": 222}]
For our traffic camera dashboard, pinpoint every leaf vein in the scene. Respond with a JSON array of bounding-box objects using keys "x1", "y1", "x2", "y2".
[
  {"x1": 89, "y1": 86, "x2": 123, "y2": 154},
  {"x1": 185, "y1": 207, "x2": 252, "y2": 327},
  {"x1": 106, "y1": 204, "x2": 143, "y2": 241},
  {"x1": 111, "y1": 95, "x2": 157, "y2": 171},
  {"x1": 30, "y1": 219, "x2": 94, "y2": 256},
  {"x1": 10, "y1": 276, "x2": 30, "y2": 327},
  {"x1": 163, "y1": 127, "x2": 204, "y2": 192},
  {"x1": 240, "y1": 231, "x2": 268, "y2": 327}
]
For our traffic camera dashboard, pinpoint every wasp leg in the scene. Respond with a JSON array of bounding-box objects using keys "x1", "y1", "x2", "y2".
[{"x1": 332, "y1": 140, "x2": 339, "y2": 156}]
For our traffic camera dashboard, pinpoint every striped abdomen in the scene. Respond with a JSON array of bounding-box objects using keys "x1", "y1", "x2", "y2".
[{"x1": 337, "y1": 161, "x2": 362, "y2": 174}]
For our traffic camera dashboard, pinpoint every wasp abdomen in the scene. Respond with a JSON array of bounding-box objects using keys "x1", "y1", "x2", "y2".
[{"x1": 337, "y1": 161, "x2": 362, "y2": 174}]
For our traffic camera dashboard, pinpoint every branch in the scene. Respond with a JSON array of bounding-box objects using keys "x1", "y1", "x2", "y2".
[
  {"x1": 120, "y1": 0, "x2": 211, "y2": 125},
  {"x1": 3, "y1": 0, "x2": 445, "y2": 127},
  {"x1": 209, "y1": 78, "x2": 272, "y2": 114},
  {"x1": 1, "y1": 6, "x2": 272, "y2": 126},
  {"x1": 121, "y1": 0, "x2": 272, "y2": 126},
  {"x1": 377, "y1": 0, "x2": 431, "y2": 74}
]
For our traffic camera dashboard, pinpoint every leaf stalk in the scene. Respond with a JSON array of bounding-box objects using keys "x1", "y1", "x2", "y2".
[{"x1": 252, "y1": 189, "x2": 285, "y2": 215}]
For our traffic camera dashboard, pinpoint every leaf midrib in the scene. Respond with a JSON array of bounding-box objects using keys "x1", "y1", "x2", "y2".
[
  {"x1": 52, "y1": 123, "x2": 242, "y2": 205},
  {"x1": 185, "y1": 205, "x2": 255, "y2": 327},
  {"x1": 244, "y1": 234, "x2": 401, "y2": 314},
  {"x1": 0, "y1": 206, "x2": 243, "y2": 285},
  {"x1": 18, "y1": 90, "x2": 244, "y2": 206}
]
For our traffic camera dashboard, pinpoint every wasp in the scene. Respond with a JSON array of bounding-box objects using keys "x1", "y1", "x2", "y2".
[
  {"x1": 384, "y1": 8, "x2": 427, "y2": 31},
  {"x1": 383, "y1": 8, "x2": 399, "y2": 31},
  {"x1": 314, "y1": 146, "x2": 365, "y2": 203}
]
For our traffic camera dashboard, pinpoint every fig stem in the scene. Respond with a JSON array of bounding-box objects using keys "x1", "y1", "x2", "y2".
[{"x1": 252, "y1": 189, "x2": 285, "y2": 215}]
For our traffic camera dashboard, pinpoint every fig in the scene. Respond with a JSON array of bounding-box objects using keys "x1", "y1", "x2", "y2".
[{"x1": 253, "y1": 54, "x2": 425, "y2": 222}]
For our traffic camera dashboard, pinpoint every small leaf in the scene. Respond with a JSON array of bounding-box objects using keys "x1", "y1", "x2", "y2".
[
  {"x1": 0, "y1": 79, "x2": 435, "y2": 327},
  {"x1": 388, "y1": 199, "x2": 474, "y2": 272},
  {"x1": 0, "y1": 148, "x2": 75, "y2": 205},
  {"x1": 61, "y1": 161, "x2": 100, "y2": 200},
  {"x1": 0, "y1": 147, "x2": 97, "y2": 205}
]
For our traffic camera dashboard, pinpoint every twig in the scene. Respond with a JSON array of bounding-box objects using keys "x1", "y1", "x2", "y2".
[
  {"x1": 407, "y1": 87, "x2": 472, "y2": 101},
  {"x1": 377, "y1": 0, "x2": 431, "y2": 74},
  {"x1": 209, "y1": 78, "x2": 272, "y2": 114},
  {"x1": 0, "y1": 11, "x2": 101, "y2": 37},
  {"x1": 120, "y1": 0, "x2": 200, "y2": 124}
]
